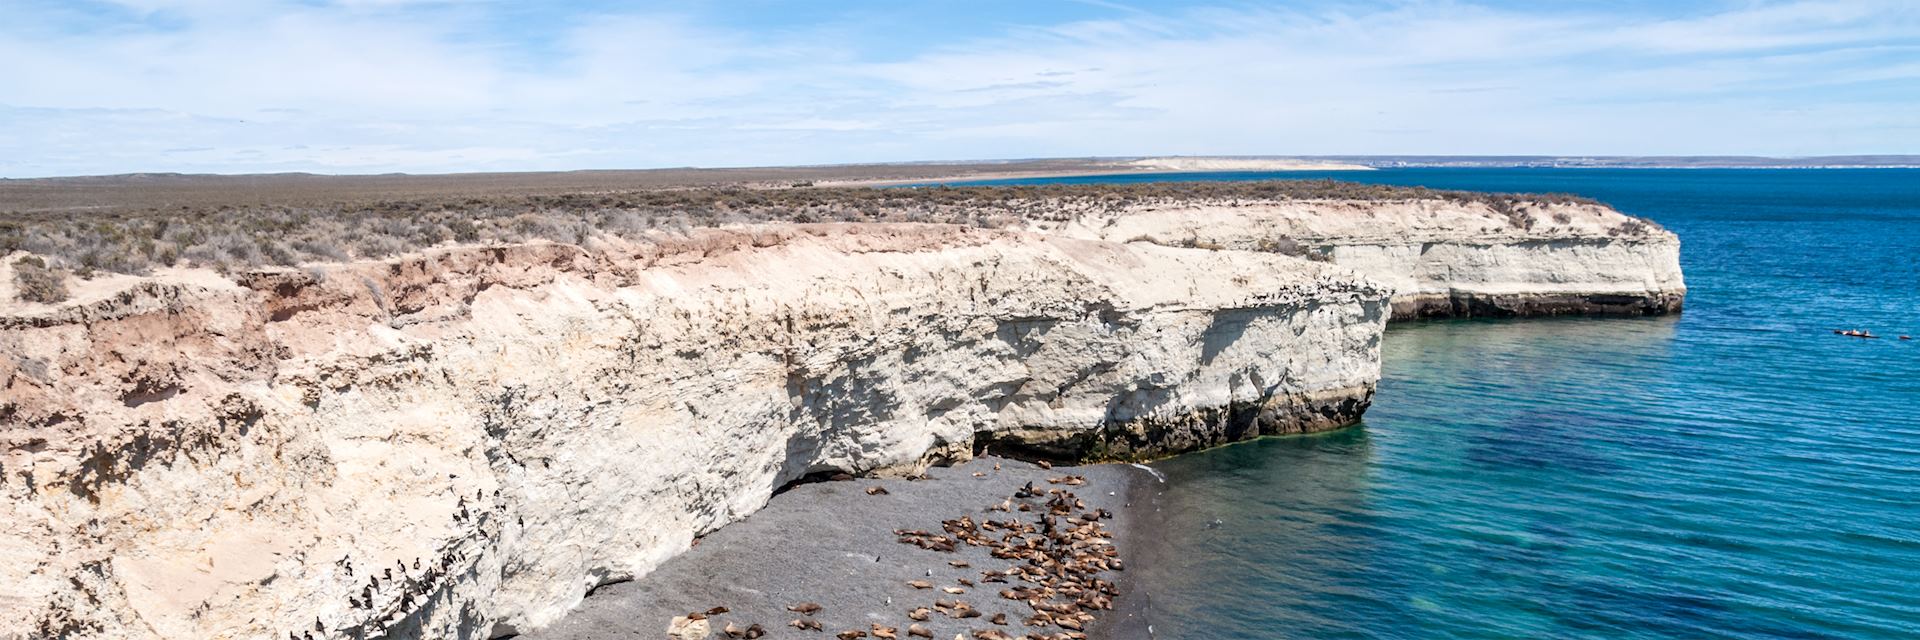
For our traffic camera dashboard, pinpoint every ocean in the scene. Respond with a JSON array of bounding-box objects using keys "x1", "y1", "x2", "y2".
[{"x1": 944, "y1": 169, "x2": 1920, "y2": 639}]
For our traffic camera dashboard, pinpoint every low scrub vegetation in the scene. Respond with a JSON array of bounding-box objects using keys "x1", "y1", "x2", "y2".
[
  {"x1": 0, "y1": 180, "x2": 1622, "y2": 275},
  {"x1": 11, "y1": 255, "x2": 69, "y2": 304}
]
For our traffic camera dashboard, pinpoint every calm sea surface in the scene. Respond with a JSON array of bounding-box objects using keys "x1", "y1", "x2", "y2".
[{"x1": 947, "y1": 169, "x2": 1920, "y2": 639}]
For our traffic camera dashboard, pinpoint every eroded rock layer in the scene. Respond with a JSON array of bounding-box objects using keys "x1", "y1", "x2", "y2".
[
  {"x1": 1037, "y1": 198, "x2": 1685, "y2": 319},
  {"x1": 0, "y1": 224, "x2": 1385, "y2": 640}
]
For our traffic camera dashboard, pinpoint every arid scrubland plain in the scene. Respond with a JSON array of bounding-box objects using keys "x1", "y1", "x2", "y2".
[{"x1": 2, "y1": 164, "x2": 1623, "y2": 296}]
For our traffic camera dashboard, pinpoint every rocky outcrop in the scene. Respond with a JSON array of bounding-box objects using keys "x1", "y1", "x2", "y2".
[
  {"x1": 0, "y1": 224, "x2": 1385, "y2": 640},
  {"x1": 1034, "y1": 198, "x2": 1684, "y2": 320},
  {"x1": 0, "y1": 189, "x2": 1690, "y2": 640}
]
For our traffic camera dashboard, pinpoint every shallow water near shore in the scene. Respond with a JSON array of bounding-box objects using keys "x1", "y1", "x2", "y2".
[{"x1": 967, "y1": 169, "x2": 1920, "y2": 639}]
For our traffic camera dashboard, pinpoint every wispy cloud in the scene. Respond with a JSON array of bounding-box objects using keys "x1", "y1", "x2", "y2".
[{"x1": 0, "y1": 0, "x2": 1915, "y2": 176}]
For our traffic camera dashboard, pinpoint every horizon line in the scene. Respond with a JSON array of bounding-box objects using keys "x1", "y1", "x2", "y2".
[{"x1": 8, "y1": 154, "x2": 1920, "y2": 181}]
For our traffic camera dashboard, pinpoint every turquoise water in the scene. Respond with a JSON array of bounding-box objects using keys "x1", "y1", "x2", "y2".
[{"x1": 947, "y1": 169, "x2": 1920, "y2": 639}]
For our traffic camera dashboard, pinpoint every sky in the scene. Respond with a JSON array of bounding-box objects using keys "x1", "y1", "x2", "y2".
[{"x1": 1, "y1": 0, "x2": 1916, "y2": 177}]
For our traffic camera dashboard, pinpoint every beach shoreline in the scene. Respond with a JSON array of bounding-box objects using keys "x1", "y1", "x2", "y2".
[{"x1": 523, "y1": 456, "x2": 1156, "y2": 640}]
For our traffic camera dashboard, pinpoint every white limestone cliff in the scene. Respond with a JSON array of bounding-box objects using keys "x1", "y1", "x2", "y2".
[
  {"x1": 0, "y1": 224, "x2": 1385, "y2": 640},
  {"x1": 1033, "y1": 198, "x2": 1684, "y2": 319},
  {"x1": 0, "y1": 191, "x2": 1687, "y2": 640}
]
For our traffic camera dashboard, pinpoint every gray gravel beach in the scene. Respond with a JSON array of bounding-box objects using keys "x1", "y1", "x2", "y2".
[{"x1": 522, "y1": 456, "x2": 1158, "y2": 640}]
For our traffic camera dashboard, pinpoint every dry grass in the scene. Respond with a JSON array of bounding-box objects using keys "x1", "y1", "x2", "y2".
[
  {"x1": 0, "y1": 180, "x2": 1619, "y2": 275},
  {"x1": 11, "y1": 255, "x2": 69, "y2": 304}
]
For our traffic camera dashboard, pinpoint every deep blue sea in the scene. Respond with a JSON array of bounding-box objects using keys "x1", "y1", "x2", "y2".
[{"x1": 947, "y1": 169, "x2": 1920, "y2": 639}]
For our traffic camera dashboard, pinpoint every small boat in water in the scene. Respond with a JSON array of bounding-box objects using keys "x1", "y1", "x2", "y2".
[{"x1": 1834, "y1": 329, "x2": 1879, "y2": 339}]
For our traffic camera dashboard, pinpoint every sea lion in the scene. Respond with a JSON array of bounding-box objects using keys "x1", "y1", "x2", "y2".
[
  {"x1": 907, "y1": 607, "x2": 932, "y2": 621},
  {"x1": 908, "y1": 623, "x2": 933, "y2": 638},
  {"x1": 836, "y1": 631, "x2": 868, "y2": 640},
  {"x1": 788, "y1": 602, "x2": 823, "y2": 615},
  {"x1": 866, "y1": 486, "x2": 891, "y2": 495},
  {"x1": 872, "y1": 624, "x2": 899, "y2": 639},
  {"x1": 908, "y1": 580, "x2": 933, "y2": 589},
  {"x1": 790, "y1": 619, "x2": 825, "y2": 631}
]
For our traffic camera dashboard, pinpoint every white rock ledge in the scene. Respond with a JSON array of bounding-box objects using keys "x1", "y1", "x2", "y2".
[
  {"x1": 1037, "y1": 198, "x2": 1685, "y2": 320},
  {"x1": 1, "y1": 224, "x2": 1386, "y2": 640}
]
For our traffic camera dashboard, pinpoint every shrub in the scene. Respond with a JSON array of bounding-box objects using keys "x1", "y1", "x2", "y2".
[
  {"x1": 1257, "y1": 236, "x2": 1307, "y2": 257},
  {"x1": 1610, "y1": 219, "x2": 1654, "y2": 237},
  {"x1": 0, "y1": 180, "x2": 1637, "y2": 274},
  {"x1": 13, "y1": 256, "x2": 69, "y2": 304}
]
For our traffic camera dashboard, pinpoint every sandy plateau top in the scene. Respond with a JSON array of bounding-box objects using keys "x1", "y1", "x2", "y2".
[
  {"x1": 0, "y1": 221, "x2": 1371, "y2": 319},
  {"x1": 1041, "y1": 197, "x2": 1668, "y2": 246},
  {"x1": 0, "y1": 176, "x2": 1665, "y2": 284}
]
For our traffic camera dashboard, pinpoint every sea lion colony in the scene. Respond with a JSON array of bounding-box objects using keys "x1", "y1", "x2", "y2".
[{"x1": 662, "y1": 472, "x2": 1120, "y2": 640}]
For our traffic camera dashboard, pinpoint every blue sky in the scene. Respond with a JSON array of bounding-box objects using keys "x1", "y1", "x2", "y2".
[{"x1": 1, "y1": 0, "x2": 1916, "y2": 177}]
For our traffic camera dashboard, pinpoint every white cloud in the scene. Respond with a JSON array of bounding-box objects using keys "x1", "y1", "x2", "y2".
[
  {"x1": 1, "y1": 4, "x2": 499, "y2": 117},
  {"x1": 0, "y1": 0, "x2": 1915, "y2": 176}
]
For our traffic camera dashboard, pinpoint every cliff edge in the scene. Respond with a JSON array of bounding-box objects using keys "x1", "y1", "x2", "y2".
[
  {"x1": 1, "y1": 224, "x2": 1383, "y2": 639},
  {"x1": 1036, "y1": 197, "x2": 1684, "y2": 319},
  {"x1": 0, "y1": 182, "x2": 1683, "y2": 640}
]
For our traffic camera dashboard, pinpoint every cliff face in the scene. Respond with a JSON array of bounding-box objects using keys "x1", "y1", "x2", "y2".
[
  {"x1": 1037, "y1": 199, "x2": 1684, "y2": 319},
  {"x1": 0, "y1": 224, "x2": 1385, "y2": 640},
  {"x1": 0, "y1": 192, "x2": 1688, "y2": 640}
]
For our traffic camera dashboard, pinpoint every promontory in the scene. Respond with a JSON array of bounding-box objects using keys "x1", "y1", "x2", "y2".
[{"x1": 0, "y1": 177, "x2": 1682, "y2": 639}]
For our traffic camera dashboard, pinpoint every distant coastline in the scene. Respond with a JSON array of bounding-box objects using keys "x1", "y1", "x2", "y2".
[
  {"x1": 1289, "y1": 155, "x2": 1920, "y2": 169},
  {"x1": 5, "y1": 156, "x2": 1915, "y2": 213}
]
